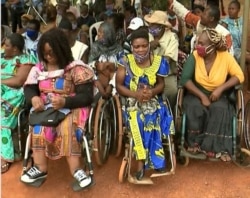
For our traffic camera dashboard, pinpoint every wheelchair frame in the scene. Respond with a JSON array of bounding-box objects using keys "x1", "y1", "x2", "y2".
[
  {"x1": 117, "y1": 96, "x2": 176, "y2": 185},
  {"x1": 175, "y1": 86, "x2": 250, "y2": 166}
]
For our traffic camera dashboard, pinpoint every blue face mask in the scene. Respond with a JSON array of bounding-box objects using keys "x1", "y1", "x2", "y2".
[
  {"x1": 27, "y1": 29, "x2": 38, "y2": 39},
  {"x1": 148, "y1": 26, "x2": 162, "y2": 36}
]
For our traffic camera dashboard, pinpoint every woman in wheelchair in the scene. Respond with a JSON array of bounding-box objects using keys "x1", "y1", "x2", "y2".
[
  {"x1": 180, "y1": 28, "x2": 244, "y2": 162},
  {"x1": 20, "y1": 28, "x2": 94, "y2": 190},
  {"x1": 1, "y1": 33, "x2": 36, "y2": 174},
  {"x1": 88, "y1": 21, "x2": 123, "y2": 98},
  {"x1": 116, "y1": 29, "x2": 174, "y2": 180}
]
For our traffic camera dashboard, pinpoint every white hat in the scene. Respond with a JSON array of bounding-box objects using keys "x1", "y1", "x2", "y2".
[{"x1": 128, "y1": 17, "x2": 144, "y2": 30}]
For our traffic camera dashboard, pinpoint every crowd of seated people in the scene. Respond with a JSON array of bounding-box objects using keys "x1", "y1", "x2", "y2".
[{"x1": 1, "y1": 0, "x2": 249, "y2": 191}]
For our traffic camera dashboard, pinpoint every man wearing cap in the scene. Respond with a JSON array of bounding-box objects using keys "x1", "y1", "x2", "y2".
[
  {"x1": 21, "y1": 14, "x2": 34, "y2": 34},
  {"x1": 123, "y1": 17, "x2": 146, "y2": 54},
  {"x1": 144, "y1": 10, "x2": 179, "y2": 111},
  {"x1": 167, "y1": 0, "x2": 233, "y2": 55}
]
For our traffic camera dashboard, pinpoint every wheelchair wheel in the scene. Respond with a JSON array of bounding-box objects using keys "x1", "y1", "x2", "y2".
[
  {"x1": 113, "y1": 95, "x2": 123, "y2": 157},
  {"x1": 244, "y1": 101, "x2": 250, "y2": 149},
  {"x1": 109, "y1": 97, "x2": 118, "y2": 155},
  {"x1": 93, "y1": 98, "x2": 111, "y2": 165},
  {"x1": 175, "y1": 88, "x2": 184, "y2": 133},
  {"x1": 118, "y1": 158, "x2": 128, "y2": 183}
]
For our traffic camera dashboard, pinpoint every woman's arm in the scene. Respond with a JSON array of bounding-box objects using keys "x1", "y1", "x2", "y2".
[
  {"x1": 116, "y1": 65, "x2": 136, "y2": 98},
  {"x1": 64, "y1": 82, "x2": 94, "y2": 109},
  {"x1": 2, "y1": 64, "x2": 33, "y2": 88},
  {"x1": 150, "y1": 75, "x2": 165, "y2": 97}
]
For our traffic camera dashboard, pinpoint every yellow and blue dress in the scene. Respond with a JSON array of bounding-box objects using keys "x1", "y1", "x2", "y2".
[{"x1": 118, "y1": 54, "x2": 175, "y2": 170}]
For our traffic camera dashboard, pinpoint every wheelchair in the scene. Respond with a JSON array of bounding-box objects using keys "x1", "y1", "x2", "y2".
[
  {"x1": 175, "y1": 86, "x2": 250, "y2": 166},
  {"x1": 91, "y1": 93, "x2": 118, "y2": 165},
  {"x1": 21, "y1": 106, "x2": 96, "y2": 189},
  {"x1": 117, "y1": 96, "x2": 176, "y2": 185}
]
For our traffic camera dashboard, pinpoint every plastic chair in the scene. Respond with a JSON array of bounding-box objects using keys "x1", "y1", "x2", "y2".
[{"x1": 89, "y1": 21, "x2": 103, "y2": 48}]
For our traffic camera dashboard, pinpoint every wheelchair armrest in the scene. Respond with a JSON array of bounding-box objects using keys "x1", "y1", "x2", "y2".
[{"x1": 234, "y1": 84, "x2": 242, "y2": 90}]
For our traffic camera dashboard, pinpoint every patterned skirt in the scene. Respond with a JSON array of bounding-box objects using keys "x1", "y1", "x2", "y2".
[{"x1": 31, "y1": 107, "x2": 90, "y2": 160}]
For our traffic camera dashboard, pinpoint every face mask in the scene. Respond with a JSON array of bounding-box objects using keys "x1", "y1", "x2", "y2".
[
  {"x1": 106, "y1": 4, "x2": 114, "y2": 11},
  {"x1": 72, "y1": 23, "x2": 77, "y2": 30},
  {"x1": 132, "y1": 46, "x2": 150, "y2": 64},
  {"x1": 27, "y1": 29, "x2": 39, "y2": 39},
  {"x1": 196, "y1": 44, "x2": 214, "y2": 57},
  {"x1": 148, "y1": 27, "x2": 162, "y2": 36}
]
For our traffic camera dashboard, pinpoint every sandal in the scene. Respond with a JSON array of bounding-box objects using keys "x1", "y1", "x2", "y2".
[
  {"x1": 1, "y1": 162, "x2": 10, "y2": 174},
  {"x1": 220, "y1": 152, "x2": 231, "y2": 162}
]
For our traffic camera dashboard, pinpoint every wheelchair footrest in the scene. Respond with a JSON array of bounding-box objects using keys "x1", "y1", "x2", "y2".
[
  {"x1": 180, "y1": 149, "x2": 207, "y2": 160},
  {"x1": 127, "y1": 175, "x2": 154, "y2": 185},
  {"x1": 20, "y1": 178, "x2": 46, "y2": 187},
  {"x1": 150, "y1": 170, "x2": 174, "y2": 178}
]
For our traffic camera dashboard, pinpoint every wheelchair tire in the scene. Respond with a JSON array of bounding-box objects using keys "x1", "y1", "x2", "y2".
[
  {"x1": 109, "y1": 97, "x2": 118, "y2": 155},
  {"x1": 244, "y1": 101, "x2": 250, "y2": 150},
  {"x1": 118, "y1": 158, "x2": 128, "y2": 183},
  {"x1": 93, "y1": 99, "x2": 111, "y2": 165},
  {"x1": 114, "y1": 95, "x2": 123, "y2": 157}
]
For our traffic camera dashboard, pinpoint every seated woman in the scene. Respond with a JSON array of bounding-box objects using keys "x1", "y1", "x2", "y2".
[
  {"x1": 116, "y1": 29, "x2": 174, "y2": 180},
  {"x1": 89, "y1": 21, "x2": 123, "y2": 98},
  {"x1": 180, "y1": 28, "x2": 244, "y2": 162},
  {"x1": 20, "y1": 28, "x2": 94, "y2": 190},
  {"x1": 1, "y1": 33, "x2": 37, "y2": 173}
]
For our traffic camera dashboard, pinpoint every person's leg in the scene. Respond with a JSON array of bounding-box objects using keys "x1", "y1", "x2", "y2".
[
  {"x1": 1, "y1": 4, "x2": 9, "y2": 26},
  {"x1": 10, "y1": 9, "x2": 18, "y2": 33},
  {"x1": 20, "y1": 150, "x2": 48, "y2": 183},
  {"x1": 66, "y1": 156, "x2": 92, "y2": 188},
  {"x1": 32, "y1": 150, "x2": 48, "y2": 172},
  {"x1": 17, "y1": 12, "x2": 24, "y2": 31}
]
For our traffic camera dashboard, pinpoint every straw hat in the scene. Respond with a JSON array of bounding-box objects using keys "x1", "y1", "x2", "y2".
[
  {"x1": 144, "y1": 10, "x2": 172, "y2": 28},
  {"x1": 21, "y1": 14, "x2": 34, "y2": 21}
]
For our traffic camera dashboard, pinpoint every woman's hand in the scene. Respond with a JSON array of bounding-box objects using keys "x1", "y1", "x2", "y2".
[
  {"x1": 210, "y1": 87, "x2": 223, "y2": 102},
  {"x1": 31, "y1": 96, "x2": 45, "y2": 112},
  {"x1": 135, "y1": 89, "x2": 145, "y2": 103},
  {"x1": 200, "y1": 95, "x2": 211, "y2": 107},
  {"x1": 51, "y1": 95, "x2": 65, "y2": 110},
  {"x1": 142, "y1": 88, "x2": 153, "y2": 102}
]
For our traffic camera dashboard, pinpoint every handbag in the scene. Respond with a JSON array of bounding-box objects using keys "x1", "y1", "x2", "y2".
[{"x1": 29, "y1": 108, "x2": 68, "y2": 127}]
